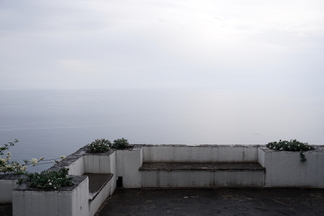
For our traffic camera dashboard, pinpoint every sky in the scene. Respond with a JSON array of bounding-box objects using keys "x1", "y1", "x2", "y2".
[{"x1": 1, "y1": 0, "x2": 323, "y2": 91}]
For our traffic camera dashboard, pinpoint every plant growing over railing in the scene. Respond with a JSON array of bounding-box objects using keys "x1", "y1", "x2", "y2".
[
  {"x1": 112, "y1": 138, "x2": 129, "y2": 149},
  {"x1": 86, "y1": 139, "x2": 111, "y2": 153},
  {"x1": 266, "y1": 139, "x2": 315, "y2": 162},
  {"x1": 17, "y1": 167, "x2": 73, "y2": 190},
  {"x1": 0, "y1": 139, "x2": 26, "y2": 174},
  {"x1": 1, "y1": 140, "x2": 66, "y2": 174}
]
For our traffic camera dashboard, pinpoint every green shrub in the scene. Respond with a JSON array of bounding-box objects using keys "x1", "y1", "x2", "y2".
[
  {"x1": 112, "y1": 138, "x2": 129, "y2": 149},
  {"x1": 17, "y1": 168, "x2": 74, "y2": 190},
  {"x1": 87, "y1": 139, "x2": 111, "y2": 153},
  {"x1": 266, "y1": 139, "x2": 315, "y2": 162}
]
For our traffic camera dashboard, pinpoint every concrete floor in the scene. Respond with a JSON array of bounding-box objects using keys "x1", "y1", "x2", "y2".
[
  {"x1": 96, "y1": 188, "x2": 324, "y2": 216},
  {"x1": 2, "y1": 188, "x2": 324, "y2": 216}
]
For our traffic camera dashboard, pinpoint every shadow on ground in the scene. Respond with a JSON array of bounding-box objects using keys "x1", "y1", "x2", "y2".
[{"x1": 96, "y1": 188, "x2": 324, "y2": 216}]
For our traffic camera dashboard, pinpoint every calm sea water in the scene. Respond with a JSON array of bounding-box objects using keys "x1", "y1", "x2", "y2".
[{"x1": 1, "y1": 89, "x2": 323, "y2": 172}]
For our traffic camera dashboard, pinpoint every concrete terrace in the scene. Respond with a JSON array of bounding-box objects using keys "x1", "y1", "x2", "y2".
[
  {"x1": 2, "y1": 187, "x2": 324, "y2": 216},
  {"x1": 2, "y1": 144, "x2": 324, "y2": 216},
  {"x1": 95, "y1": 188, "x2": 324, "y2": 216}
]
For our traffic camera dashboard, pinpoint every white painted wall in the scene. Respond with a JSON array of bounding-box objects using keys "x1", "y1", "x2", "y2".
[
  {"x1": 116, "y1": 148, "x2": 143, "y2": 188},
  {"x1": 67, "y1": 156, "x2": 85, "y2": 176},
  {"x1": 108, "y1": 152, "x2": 117, "y2": 194},
  {"x1": 258, "y1": 147, "x2": 324, "y2": 187},
  {"x1": 89, "y1": 178, "x2": 113, "y2": 216},
  {"x1": 84, "y1": 154, "x2": 111, "y2": 173},
  {"x1": 0, "y1": 178, "x2": 18, "y2": 203},
  {"x1": 143, "y1": 145, "x2": 259, "y2": 162},
  {"x1": 12, "y1": 177, "x2": 89, "y2": 216}
]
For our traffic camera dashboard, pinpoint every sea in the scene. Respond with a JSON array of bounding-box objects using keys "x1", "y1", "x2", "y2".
[{"x1": 1, "y1": 89, "x2": 323, "y2": 172}]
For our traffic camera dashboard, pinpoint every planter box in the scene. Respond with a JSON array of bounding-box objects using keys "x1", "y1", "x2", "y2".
[
  {"x1": 12, "y1": 176, "x2": 89, "y2": 216},
  {"x1": 0, "y1": 174, "x2": 21, "y2": 203},
  {"x1": 258, "y1": 147, "x2": 324, "y2": 188}
]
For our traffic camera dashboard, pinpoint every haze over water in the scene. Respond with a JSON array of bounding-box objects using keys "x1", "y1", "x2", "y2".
[{"x1": 1, "y1": 89, "x2": 323, "y2": 171}]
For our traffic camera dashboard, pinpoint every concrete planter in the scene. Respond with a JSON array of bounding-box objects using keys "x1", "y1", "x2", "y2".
[
  {"x1": 13, "y1": 176, "x2": 89, "y2": 216},
  {"x1": 0, "y1": 174, "x2": 22, "y2": 204},
  {"x1": 258, "y1": 147, "x2": 324, "y2": 187}
]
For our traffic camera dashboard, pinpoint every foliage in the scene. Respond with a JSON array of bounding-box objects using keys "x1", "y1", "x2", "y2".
[
  {"x1": 0, "y1": 139, "x2": 19, "y2": 155},
  {"x1": 266, "y1": 139, "x2": 315, "y2": 162},
  {"x1": 112, "y1": 138, "x2": 129, "y2": 149},
  {"x1": 1, "y1": 140, "x2": 26, "y2": 174},
  {"x1": 1, "y1": 140, "x2": 66, "y2": 174},
  {"x1": 17, "y1": 168, "x2": 74, "y2": 190},
  {"x1": 86, "y1": 139, "x2": 111, "y2": 153}
]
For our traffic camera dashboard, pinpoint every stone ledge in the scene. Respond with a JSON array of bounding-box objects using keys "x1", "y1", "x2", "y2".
[
  {"x1": 13, "y1": 175, "x2": 87, "y2": 192},
  {"x1": 139, "y1": 162, "x2": 265, "y2": 171}
]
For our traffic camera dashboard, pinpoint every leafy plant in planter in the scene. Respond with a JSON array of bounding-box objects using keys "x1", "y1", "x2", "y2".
[
  {"x1": 17, "y1": 167, "x2": 74, "y2": 190},
  {"x1": 112, "y1": 138, "x2": 129, "y2": 149},
  {"x1": 266, "y1": 139, "x2": 315, "y2": 162},
  {"x1": 86, "y1": 139, "x2": 111, "y2": 153}
]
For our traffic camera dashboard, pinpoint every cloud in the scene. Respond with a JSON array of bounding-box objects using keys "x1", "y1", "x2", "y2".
[{"x1": 0, "y1": 0, "x2": 323, "y2": 90}]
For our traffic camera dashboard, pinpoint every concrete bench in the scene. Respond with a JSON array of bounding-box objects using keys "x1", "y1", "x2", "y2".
[
  {"x1": 139, "y1": 162, "x2": 265, "y2": 187},
  {"x1": 85, "y1": 173, "x2": 114, "y2": 216},
  {"x1": 84, "y1": 173, "x2": 113, "y2": 200}
]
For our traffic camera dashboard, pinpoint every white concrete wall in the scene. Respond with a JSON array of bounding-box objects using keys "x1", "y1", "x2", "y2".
[
  {"x1": 143, "y1": 145, "x2": 259, "y2": 162},
  {"x1": 67, "y1": 156, "x2": 85, "y2": 176},
  {"x1": 141, "y1": 170, "x2": 264, "y2": 187},
  {"x1": 66, "y1": 153, "x2": 117, "y2": 216},
  {"x1": 89, "y1": 178, "x2": 113, "y2": 216},
  {"x1": 258, "y1": 147, "x2": 324, "y2": 187},
  {"x1": 12, "y1": 177, "x2": 89, "y2": 216},
  {"x1": 108, "y1": 152, "x2": 117, "y2": 194},
  {"x1": 116, "y1": 148, "x2": 143, "y2": 188},
  {"x1": 84, "y1": 154, "x2": 111, "y2": 173},
  {"x1": 0, "y1": 178, "x2": 18, "y2": 203}
]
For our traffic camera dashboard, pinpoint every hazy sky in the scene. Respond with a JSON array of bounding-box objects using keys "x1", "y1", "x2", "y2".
[{"x1": 1, "y1": 0, "x2": 323, "y2": 90}]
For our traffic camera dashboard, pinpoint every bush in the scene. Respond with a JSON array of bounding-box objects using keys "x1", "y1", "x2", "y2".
[
  {"x1": 112, "y1": 138, "x2": 129, "y2": 149},
  {"x1": 17, "y1": 168, "x2": 74, "y2": 190},
  {"x1": 87, "y1": 139, "x2": 111, "y2": 153},
  {"x1": 266, "y1": 139, "x2": 314, "y2": 151},
  {"x1": 266, "y1": 139, "x2": 315, "y2": 162}
]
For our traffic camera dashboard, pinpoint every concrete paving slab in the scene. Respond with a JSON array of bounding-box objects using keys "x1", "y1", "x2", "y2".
[{"x1": 96, "y1": 188, "x2": 324, "y2": 216}]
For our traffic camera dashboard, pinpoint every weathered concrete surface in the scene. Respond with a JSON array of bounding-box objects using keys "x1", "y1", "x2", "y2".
[
  {"x1": 142, "y1": 145, "x2": 261, "y2": 163},
  {"x1": 116, "y1": 147, "x2": 143, "y2": 188},
  {"x1": 86, "y1": 173, "x2": 113, "y2": 195},
  {"x1": 140, "y1": 162, "x2": 265, "y2": 188},
  {"x1": 96, "y1": 188, "x2": 324, "y2": 216},
  {"x1": 258, "y1": 147, "x2": 324, "y2": 188},
  {"x1": 140, "y1": 162, "x2": 265, "y2": 171},
  {"x1": 0, "y1": 175, "x2": 22, "y2": 204},
  {"x1": 12, "y1": 176, "x2": 89, "y2": 216}
]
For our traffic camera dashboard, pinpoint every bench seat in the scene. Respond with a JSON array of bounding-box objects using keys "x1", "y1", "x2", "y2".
[
  {"x1": 84, "y1": 173, "x2": 113, "y2": 200},
  {"x1": 139, "y1": 162, "x2": 265, "y2": 187}
]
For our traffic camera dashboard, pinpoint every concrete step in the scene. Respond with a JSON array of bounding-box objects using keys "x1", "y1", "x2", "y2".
[{"x1": 139, "y1": 162, "x2": 265, "y2": 188}]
